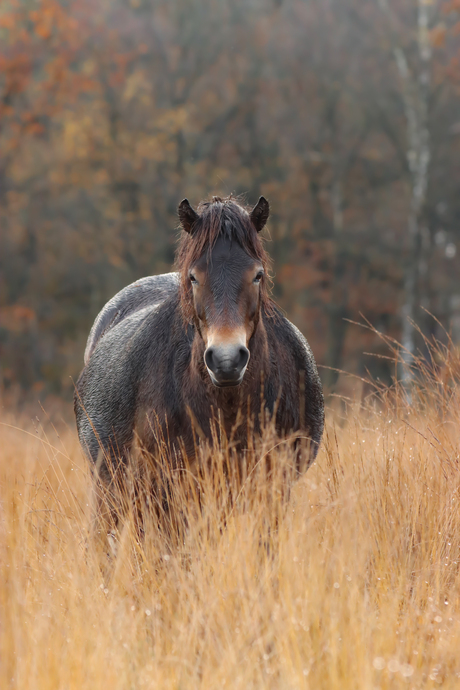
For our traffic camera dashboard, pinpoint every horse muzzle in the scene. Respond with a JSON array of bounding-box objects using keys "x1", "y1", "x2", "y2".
[{"x1": 204, "y1": 344, "x2": 250, "y2": 387}]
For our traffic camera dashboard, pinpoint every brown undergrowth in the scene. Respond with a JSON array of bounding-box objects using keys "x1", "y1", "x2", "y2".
[{"x1": 3, "y1": 343, "x2": 460, "y2": 688}]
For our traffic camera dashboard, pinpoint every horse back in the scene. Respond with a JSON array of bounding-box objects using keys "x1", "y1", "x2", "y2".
[{"x1": 84, "y1": 273, "x2": 180, "y2": 364}]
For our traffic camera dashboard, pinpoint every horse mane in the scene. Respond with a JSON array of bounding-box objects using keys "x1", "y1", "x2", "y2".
[{"x1": 174, "y1": 196, "x2": 274, "y2": 323}]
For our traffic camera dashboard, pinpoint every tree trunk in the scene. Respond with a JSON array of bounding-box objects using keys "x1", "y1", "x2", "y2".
[
  {"x1": 378, "y1": 0, "x2": 434, "y2": 382},
  {"x1": 324, "y1": 177, "x2": 350, "y2": 390}
]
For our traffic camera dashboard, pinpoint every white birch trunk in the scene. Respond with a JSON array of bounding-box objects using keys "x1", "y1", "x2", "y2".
[{"x1": 378, "y1": 0, "x2": 434, "y2": 384}]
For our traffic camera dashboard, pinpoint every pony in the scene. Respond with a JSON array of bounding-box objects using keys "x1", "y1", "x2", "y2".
[{"x1": 74, "y1": 196, "x2": 324, "y2": 521}]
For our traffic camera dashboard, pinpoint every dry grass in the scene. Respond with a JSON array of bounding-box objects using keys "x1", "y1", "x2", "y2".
[{"x1": 3, "y1": 352, "x2": 460, "y2": 688}]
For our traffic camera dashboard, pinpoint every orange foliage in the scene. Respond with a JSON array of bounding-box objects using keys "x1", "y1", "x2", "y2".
[{"x1": 0, "y1": 0, "x2": 459, "y2": 397}]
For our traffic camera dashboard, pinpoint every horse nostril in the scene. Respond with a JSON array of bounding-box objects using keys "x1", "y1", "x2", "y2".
[
  {"x1": 204, "y1": 347, "x2": 216, "y2": 372},
  {"x1": 238, "y1": 347, "x2": 250, "y2": 371}
]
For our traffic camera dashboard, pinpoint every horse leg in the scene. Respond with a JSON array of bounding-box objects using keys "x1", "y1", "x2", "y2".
[{"x1": 86, "y1": 451, "x2": 127, "y2": 567}]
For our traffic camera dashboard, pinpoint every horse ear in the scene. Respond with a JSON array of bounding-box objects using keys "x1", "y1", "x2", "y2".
[
  {"x1": 178, "y1": 198, "x2": 199, "y2": 234},
  {"x1": 250, "y1": 196, "x2": 269, "y2": 233}
]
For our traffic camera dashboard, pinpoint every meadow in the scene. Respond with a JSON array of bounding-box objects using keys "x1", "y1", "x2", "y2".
[{"x1": 2, "y1": 349, "x2": 460, "y2": 689}]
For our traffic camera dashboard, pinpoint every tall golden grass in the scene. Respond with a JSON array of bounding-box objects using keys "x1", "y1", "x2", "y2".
[{"x1": 3, "y1": 342, "x2": 460, "y2": 689}]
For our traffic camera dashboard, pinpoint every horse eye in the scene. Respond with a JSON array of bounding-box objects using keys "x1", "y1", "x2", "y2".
[
  {"x1": 190, "y1": 274, "x2": 198, "y2": 285},
  {"x1": 254, "y1": 271, "x2": 264, "y2": 284}
]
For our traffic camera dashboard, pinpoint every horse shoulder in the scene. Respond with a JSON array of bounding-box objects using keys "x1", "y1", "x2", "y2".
[
  {"x1": 265, "y1": 311, "x2": 324, "y2": 450},
  {"x1": 134, "y1": 307, "x2": 197, "y2": 453},
  {"x1": 84, "y1": 273, "x2": 180, "y2": 364},
  {"x1": 268, "y1": 312, "x2": 317, "y2": 376}
]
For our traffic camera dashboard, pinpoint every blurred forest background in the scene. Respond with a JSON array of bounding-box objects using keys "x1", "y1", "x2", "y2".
[{"x1": 1, "y1": 0, "x2": 460, "y2": 410}]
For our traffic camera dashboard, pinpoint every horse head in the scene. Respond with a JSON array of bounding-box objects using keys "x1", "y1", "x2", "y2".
[{"x1": 177, "y1": 196, "x2": 271, "y2": 388}]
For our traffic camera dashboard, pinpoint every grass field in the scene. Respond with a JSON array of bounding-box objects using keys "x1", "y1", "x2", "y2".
[{"x1": 2, "y1": 356, "x2": 460, "y2": 688}]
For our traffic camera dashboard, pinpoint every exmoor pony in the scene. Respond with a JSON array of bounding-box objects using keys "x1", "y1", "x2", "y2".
[{"x1": 75, "y1": 196, "x2": 324, "y2": 526}]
